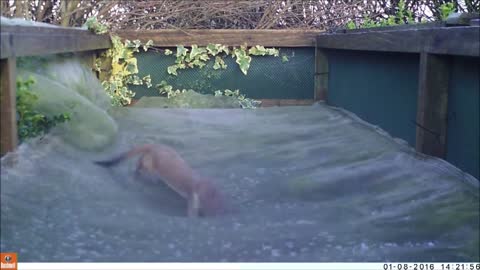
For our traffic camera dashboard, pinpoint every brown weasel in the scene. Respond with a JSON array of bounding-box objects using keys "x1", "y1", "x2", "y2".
[{"x1": 94, "y1": 144, "x2": 225, "y2": 217}]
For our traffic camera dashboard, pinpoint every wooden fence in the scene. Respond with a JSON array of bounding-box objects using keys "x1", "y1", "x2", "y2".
[
  {"x1": 0, "y1": 24, "x2": 111, "y2": 155},
  {"x1": 316, "y1": 23, "x2": 480, "y2": 161},
  {"x1": 1, "y1": 22, "x2": 478, "y2": 175}
]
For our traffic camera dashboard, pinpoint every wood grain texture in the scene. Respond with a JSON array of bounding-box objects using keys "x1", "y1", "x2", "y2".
[
  {"x1": 415, "y1": 53, "x2": 450, "y2": 158},
  {"x1": 1, "y1": 25, "x2": 111, "y2": 59},
  {"x1": 317, "y1": 26, "x2": 480, "y2": 57},
  {"x1": 116, "y1": 29, "x2": 323, "y2": 47},
  {"x1": 1, "y1": 58, "x2": 18, "y2": 156},
  {"x1": 314, "y1": 47, "x2": 328, "y2": 101}
]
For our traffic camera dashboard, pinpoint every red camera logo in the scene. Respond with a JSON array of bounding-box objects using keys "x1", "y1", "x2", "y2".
[{"x1": 0, "y1": 253, "x2": 17, "y2": 270}]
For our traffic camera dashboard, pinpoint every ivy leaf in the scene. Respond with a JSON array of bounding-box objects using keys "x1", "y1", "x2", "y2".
[
  {"x1": 233, "y1": 48, "x2": 252, "y2": 75},
  {"x1": 175, "y1": 55, "x2": 185, "y2": 64},
  {"x1": 206, "y1": 44, "x2": 229, "y2": 56},
  {"x1": 266, "y1": 48, "x2": 279, "y2": 57},
  {"x1": 281, "y1": 54, "x2": 289, "y2": 63},
  {"x1": 222, "y1": 47, "x2": 230, "y2": 55},
  {"x1": 213, "y1": 56, "x2": 227, "y2": 70},
  {"x1": 237, "y1": 56, "x2": 251, "y2": 75},
  {"x1": 206, "y1": 43, "x2": 220, "y2": 55},
  {"x1": 176, "y1": 45, "x2": 188, "y2": 58},
  {"x1": 191, "y1": 59, "x2": 206, "y2": 68},
  {"x1": 190, "y1": 45, "x2": 207, "y2": 59},
  {"x1": 167, "y1": 65, "x2": 179, "y2": 76},
  {"x1": 248, "y1": 45, "x2": 267, "y2": 56},
  {"x1": 128, "y1": 39, "x2": 141, "y2": 52},
  {"x1": 224, "y1": 89, "x2": 234, "y2": 96},
  {"x1": 143, "y1": 40, "x2": 154, "y2": 51},
  {"x1": 124, "y1": 58, "x2": 138, "y2": 74},
  {"x1": 142, "y1": 75, "x2": 152, "y2": 88},
  {"x1": 133, "y1": 40, "x2": 142, "y2": 47},
  {"x1": 164, "y1": 49, "x2": 173, "y2": 55},
  {"x1": 128, "y1": 75, "x2": 142, "y2": 85},
  {"x1": 197, "y1": 53, "x2": 210, "y2": 62}
]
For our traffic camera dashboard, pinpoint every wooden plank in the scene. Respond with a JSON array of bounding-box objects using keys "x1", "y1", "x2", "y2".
[
  {"x1": 316, "y1": 26, "x2": 480, "y2": 57},
  {"x1": 258, "y1": 99, "x2": 314, "y2": 107},
  {"x1": 314, "y1": 45, "x2": 328, "y2": 101},
  {"x1": 332, "y1": 22, "x2": 444, "y2": 34},
  {"x1": 127, "y1": 99, "x2": 315, "y2": 107},
  {"x1": 415, "y1": 53, "x2": 450, "y2": 158},
  {"x1": 128, "y1": 98, "x2": 314, "y2": 107},
  {"x1": 1, "y1": 57, "x2": 18, "y2": 156},
  {"x1": 445, "y1": 12, "x2": 480, "y2": 26},
  {"x1": 116, "y1": 29, "x2": 323, "y2": 47},
  {"x1": 1, "y1": 25, "x2": 111, "y2": 59}
]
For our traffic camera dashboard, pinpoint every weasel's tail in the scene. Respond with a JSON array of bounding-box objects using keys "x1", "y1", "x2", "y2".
[
  {"x1": 93, "y1": 144, "x2": 152, "y2": 168},
  {"x1": 93, "y1": 154, "x2": 128, "y2": 167}
]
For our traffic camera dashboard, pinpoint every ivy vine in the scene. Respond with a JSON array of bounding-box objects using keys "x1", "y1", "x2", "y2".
[
  {"x1": 156, "y1": 80, "x2": 261, "y2": 109},
  {"x1": 86, "y1": 17, "x2": 288, "y2": 108},
  {"x1": 94, "y1": 35, "x2": 153, "y2": 106},
  {"x1": 166, "y1": 43, "x2": 280, "y2": 76},
  {"x1": 345, "y1": 0, "x2": 456, "y2": 29}
]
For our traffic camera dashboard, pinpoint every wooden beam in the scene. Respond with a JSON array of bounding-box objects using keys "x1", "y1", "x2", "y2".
[
  {"x1": 258, "y1": 99, "x2": 314, "y2": 107},
  {"x1": 415, "y1": 53, "x2": 450, "y2": 158},
  {"x1": 1, "y1": 57, "x2": 18, "y2": 156},
  {"x1": 116, "y1": 29, "x2": 323, "y2": 47},
  {"x1": 1, "y1": 25, "x2": 111, "y2": 59},
  {"x1": 314, "y1": 45, "x2": 328, "y2": 101},
  {"x1": 316, "y1": 26, "x2": 480, "y2": 57},
  {"x1": 331, "y1": 22, "x2": 444, "y2": 34},
  {"x1": 128, "y1": 98, "x2": 314, "y2": 107}
]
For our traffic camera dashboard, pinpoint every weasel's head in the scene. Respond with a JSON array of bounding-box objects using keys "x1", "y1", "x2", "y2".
[{"x1": 195, "y1": 178, "x2": 226, "y2": 217}]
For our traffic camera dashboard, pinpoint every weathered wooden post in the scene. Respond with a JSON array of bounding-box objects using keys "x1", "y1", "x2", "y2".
[
  {"x1": 0, "y1": 56, "x2": 18, "y2": 156},
  {"x1": 415, "y1": 53, "x2": 450, "y2": 158},
  {"x1": 314, "y1": 39, "x2": 328, "y2": 101}
]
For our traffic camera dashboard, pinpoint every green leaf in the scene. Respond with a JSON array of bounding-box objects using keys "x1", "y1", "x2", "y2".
[
  {"x1": 142, "y1": 75, "x2": 152, "y2": 88},
  {"x1": 176, "y1": 45, "x2": 188, "y2": 58},
  {"x1": 84, "y1": 16, "x2": 109, "y2": 34},
  {"x1": 164, "y1": 49, "x2": 173, "y2": 55},
  {"x1": 191, "y1": 59, "x2": 206, "y2": 68},
  {"x1": 167, "y1": 65, "x2": 179, "y2": 76},
  {"x1": 129, "y1": 75, "x2": 143, "y2": 85},
  {"x1": 206, "y1": 44, "x2": 219, "y2": 55},
  {"x1": 143, "y1": 40, "x2": 154, "y2": 51},
  {"x1": 206, "y1": 44, "x2": 229, "y2": 56},
  {"x1": 346, "y1": 21, "x2": 356, "y2": 29},
  {"x1": 190, "y1": 45, "x2": 207, "y2": 59},
  {"x1": 281, "y1": 54, "x2": 289, "y2": 63},
  {"x1": 233, "y1": 48, "x2": 252, "y2": 75},
  {"x1": 213, "y1": 56, "x2": 227, "y2": 70},
  {"x1": 265, "y1": 48, "x2": 279, "y2": 57},
  {"x1": 197, "y1": 53, "x2": 210, "y2": 61},
  {"x1": 248, "y1": 45, "x2": 267, "y2": 56},
  {"x1": 125, "y1": 58, "x2": 138, "y2": 74}
]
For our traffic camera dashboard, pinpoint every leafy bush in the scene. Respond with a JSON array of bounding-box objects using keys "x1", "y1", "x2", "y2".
[
  {"x1": 346, "y1": 0, "x2": 456, "y2": 29},
  {"x1": 83, "y1": 16, "x2": 108, "y2": 34},
  {"x1": 439, "y1": 3, "x2": 456, "y2": 20},
  {"x1": 346, "y1": 0, "x2": 414, "y2": 29},
  {"x1": 16, "y1": 77, "x2": 70, "y2": 142}
]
